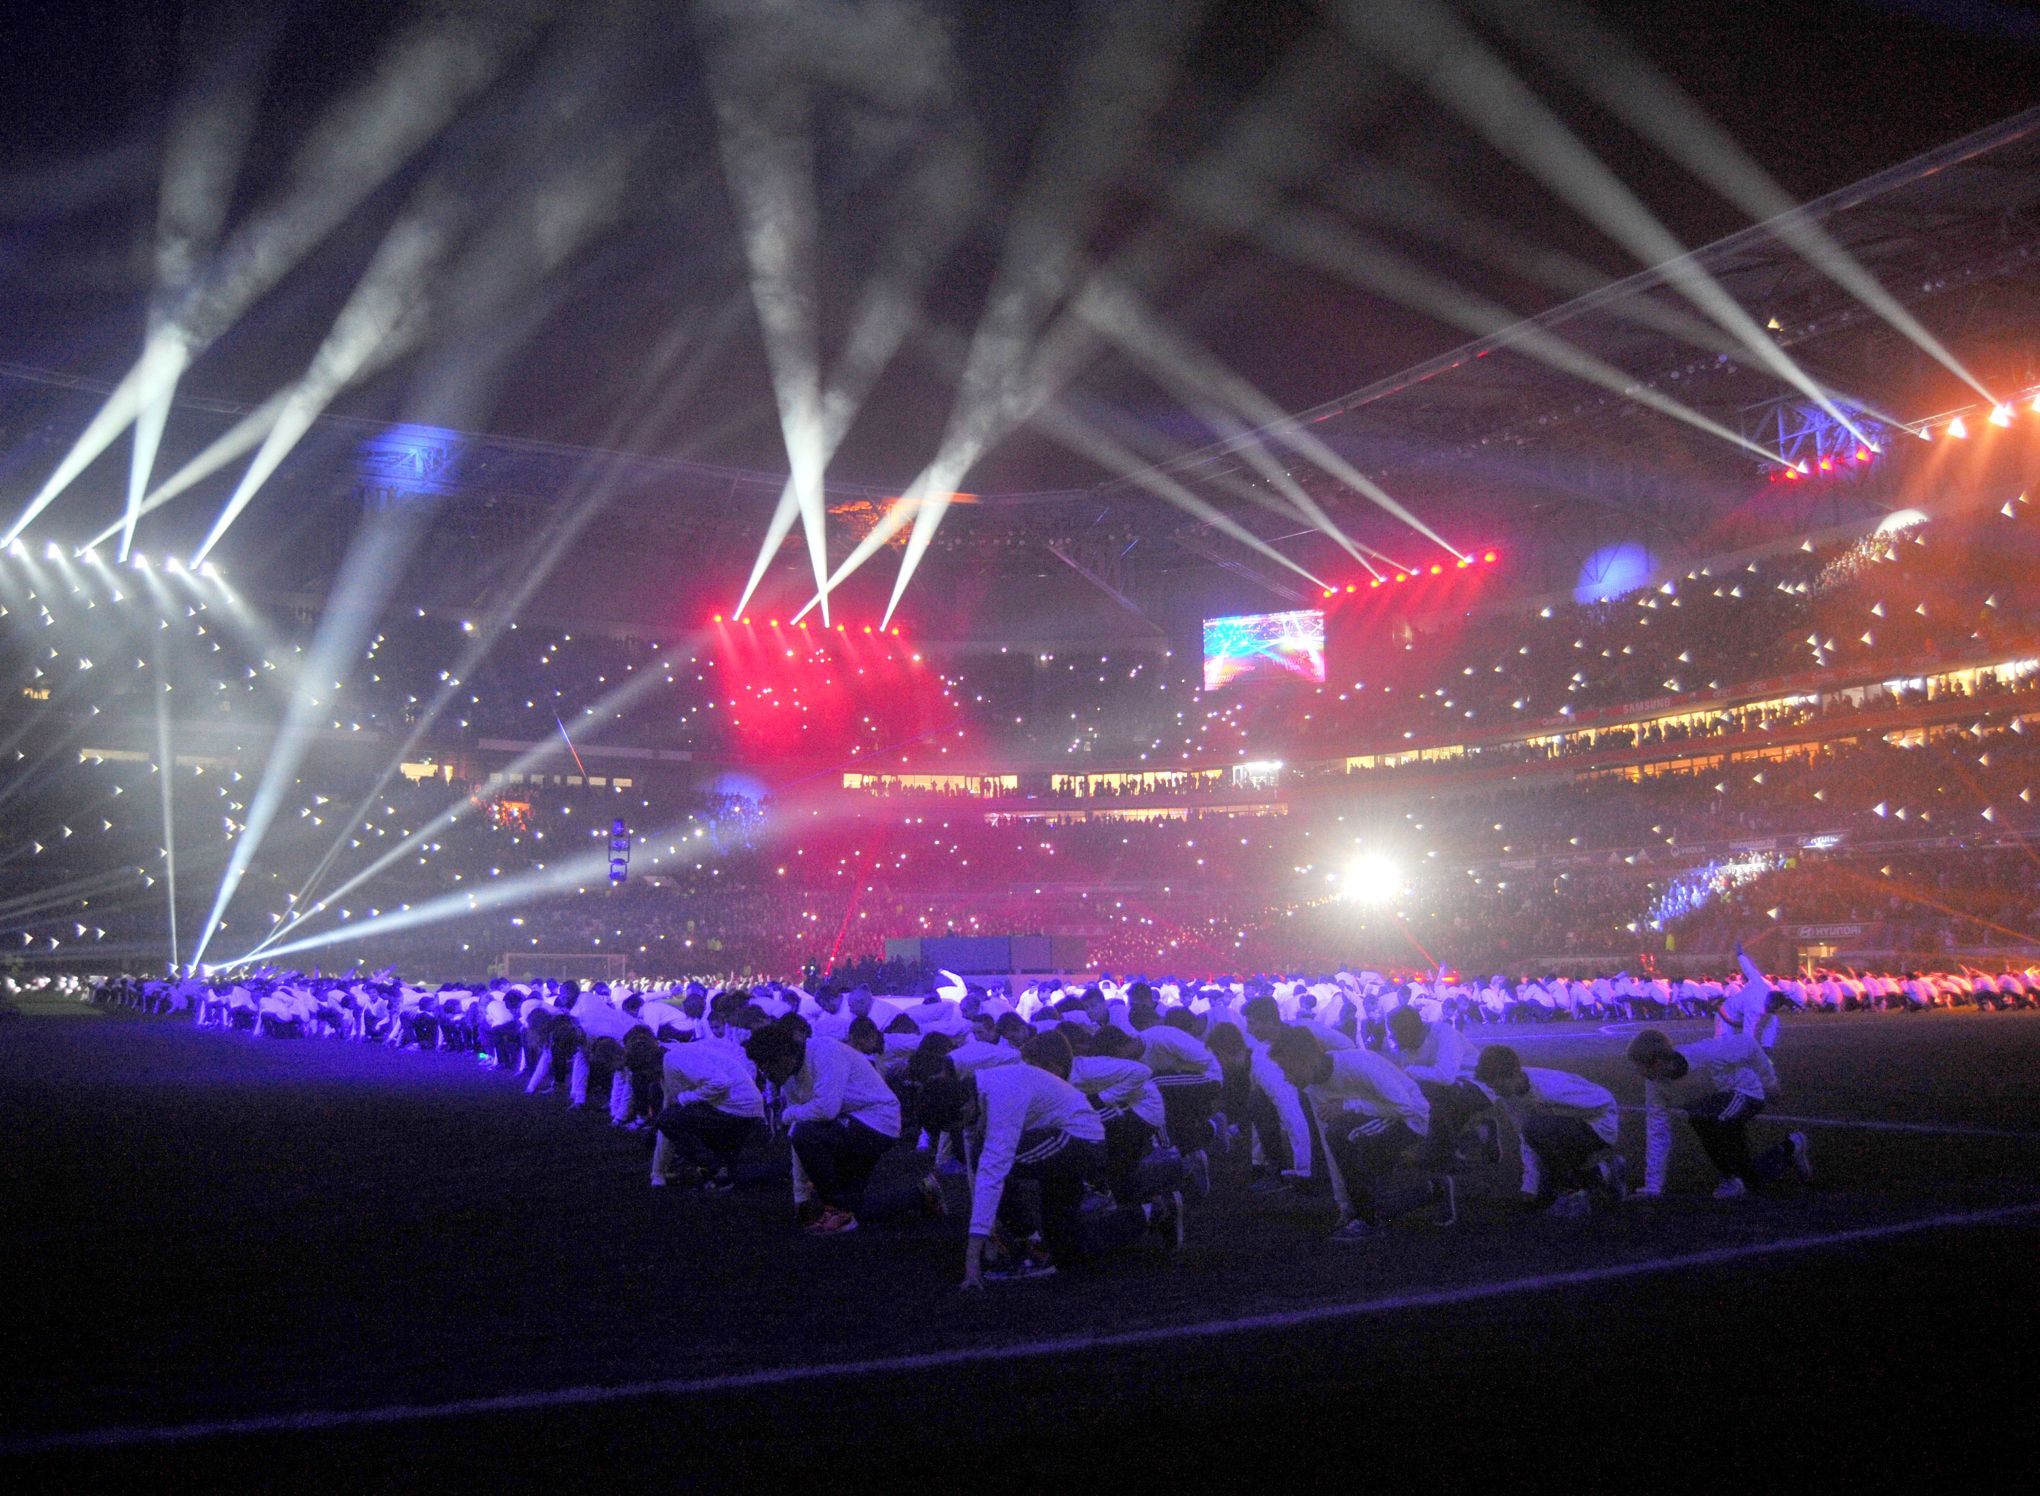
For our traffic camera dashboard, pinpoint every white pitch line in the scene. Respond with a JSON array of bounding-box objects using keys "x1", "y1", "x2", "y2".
[
  {"x1": 7, "y1": 1200, "x2": 2038, "y2": 1456},
  {"x1": 1763, "y1": 1112, "x2": 2040, "y2": 1141},
  {"x1": 1603, "y1": 1103, "x2": 2040, "y2": 1140}
]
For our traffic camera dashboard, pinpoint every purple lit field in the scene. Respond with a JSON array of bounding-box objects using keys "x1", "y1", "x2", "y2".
[{"x1": 3, "y1": 1002, "x2": 2035, "y2": 1486}]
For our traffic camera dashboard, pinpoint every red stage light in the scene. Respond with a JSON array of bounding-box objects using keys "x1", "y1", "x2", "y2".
[
  {"x1": 863, "y1": 625, "x2": 872, "y2": 634},
  {"x1": 1483, "y1": 551, "x2": 1496, "y2": 563},
  {"x1": 1345, "y1": 585, "x2": 1356, "y2": 593},
  {"x1": 891, "y1": 627, "x2": 901, "y2": 636},
  {"x1": 712, "y1": 613, "x2": 722, "y2": 623},
  {"x1": 1855, "y1": 448, "x2": 1871, "y2": 462},
  {"x1": 1456, "y1": 557, "x2": 1470, "y2": 568},
  {"x1": 1370, "y1": 578, "x2": 1382, "y2": 588},
  {"x1": 1817, "y1": 458, "x2": 1833, "y2": 472},
  {"x1": 1783, "y1": 469, "x2": 1800, "y2": 481},
  {"x1": 1395, "y1": 573, "x2": 1407, "y2": 583},
  {"x1": 1429, "y1": 564, "x2": 1442, "y2": 575},
  {"x1": 1323, "y1": 589, "x2": 1334, "y2": 598}
]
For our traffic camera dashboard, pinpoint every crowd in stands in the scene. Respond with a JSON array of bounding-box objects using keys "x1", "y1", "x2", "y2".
[
  {"x1": 5, "y1": 703, "x2": 2038, "y2": 981},
  {"x1": 3, "y1": 505, "x2": 2037, "y2": 985},
  {"x1": 8, "y1": 508, "x2": 2034, "y2": 779}
]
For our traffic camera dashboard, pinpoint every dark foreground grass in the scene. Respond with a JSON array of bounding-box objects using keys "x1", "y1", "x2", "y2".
[{"x1": 3, "y1": 1007, "x2": 2037, "y2": 1488}]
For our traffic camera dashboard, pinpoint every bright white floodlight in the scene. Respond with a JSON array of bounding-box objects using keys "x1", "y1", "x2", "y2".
[{"x1": 1342, "y1": 853, "x2": 1404, "y2": 907}]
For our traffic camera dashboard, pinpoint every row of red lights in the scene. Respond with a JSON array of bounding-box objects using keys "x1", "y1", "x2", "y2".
[
  {"x1": 710, "y1": 614, "x2": 903, "y2": 636},
  {"x1": 1321, "y1": 550, "x2": 1499, "y2": 598},
  {"x1": 1768, "y1": 446, "x2": 1877, "y2": 483}
]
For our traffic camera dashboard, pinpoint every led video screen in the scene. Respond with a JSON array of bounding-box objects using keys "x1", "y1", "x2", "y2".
[{"x1": 1201, "y1": 609, "x2": 1326, "y2": 691}]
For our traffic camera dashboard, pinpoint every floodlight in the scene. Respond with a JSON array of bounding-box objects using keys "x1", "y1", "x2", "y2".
[{"x1": 1341, "y1": 853, "x2": 1404, "y2": 907}]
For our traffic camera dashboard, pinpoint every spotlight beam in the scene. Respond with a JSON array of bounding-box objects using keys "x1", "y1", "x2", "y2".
[
  {"x1": 1478, "y1": 0, "x2": 2000, "y2": 408},
  {"x1": 796, "y1": 22, "x2": 1362, "y2": 619},
  {"x1": 730, "y1": 128, "x2": 980, "y2": 622},
  {"x1": 787, "y1": 490, "x2": 927, "y2": 625},
  {"x1": 121, "y1": 382, "x2": 177, "y2": 564},
  {"x1": 188, "y1": 505, "x2": 432, "y2": 967},
  {"x1": 232, "y1": 807, "x2": 709, "y2": 968},
  {"x1": 118, "y1": 13, "x2": 273, "y2": 563},
  {"x1": 1230, "y1": 200, "x2": 1791, "y2": 470},
  {"x1": 1325, "y1": 164, "x2": 1768, "y2": 365},
  {"x1": 96, "y1": 96, "x2": 653, "y2": 557},
  {"x1": 881, "y1": 0, "x2": 1210, "y2": 624},
  {"x1": 1032, "y1": 398, "x2": 1331, "y2": 592},
  {"x1": 1175, "y1": 431, "x2": 1388, "y2": 576},
  {"x1": 707, "y1": 0, "x2": 991, "y2": 627},
  {"x1": 1335, "y1": 0, "x2": 1870, "y2": 447},
  {"x1": 4, "y1": 4, "x2": 537, "y2": 547},
  {"x1": 704, "y1": 52, "x2": 835, "y2": 624},
  {"x1": 148, "y1": 602, "x2": 181, "y2": 971},
  {"x1": 1073, "y1": 279, "x2": 1436, "y2": 566},
  {"x1": 3, "y1": 342, "x2": 187, "y2": 546},
  {"x1": 271, "y1": 306, "x2": 740, "y2": 927},
  {"x1": 192, "y1": 202, "x2": 455, "y2": 565},
  {"x1": 84, "y1": 393, "x2": 291, "y2": 551},
  {"x1": 242, "y1": 656, "x2": 678, "y2": 959},
  {"x1": 0, "y1": 868, "x2": 147, "y2": 921}
]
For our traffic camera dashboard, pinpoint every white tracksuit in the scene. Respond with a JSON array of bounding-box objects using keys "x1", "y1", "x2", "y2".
[
  {"x1": 650, "y1": 1041, "x2": 766, "y2": 1184},
  {"x1": 966, "y1": 1064, "x2": 1106, "y2": 1238},
  {"x1": 1642, "y1": 1034, "x2": 1781, "y2": 1193},
  {"x1": 1490, "y1": 1066, "x2": 1619, "y2": 1197}
]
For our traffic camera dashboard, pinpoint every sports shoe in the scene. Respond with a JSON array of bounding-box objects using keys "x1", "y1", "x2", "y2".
[
  {"x1": 1329, "y1": 1216, "x2": 1373, "y2": 1244},
  {"x1": 1246, "y1": 1171, "x2": 1290, "y2": 1195},
  {"x1": 1208, "y1": 1111, "x2": 1231, "y2": 1155},
  {"x1": 1434, "y1": 1173, "x2": 1458, "y2": 1226},
  {"x1": 805, "y1": 1207, "x2": 859, "y2": 1235},
  {"x1": 648, "y1": 1175, "x2": 667, "y2": 1189},
  {"x1": 917, "y1": 1173, "x2": 947, "y2": 1218},
  {"x1": 1546, "y1": 1189, "x2": 1592, "y2": 1221},
  {"x1": 983, "y1": 1258, "x2": 1058, "y2": 1283},
  {"x1": 1186, "y1": 1148, "x2": 1212, "y2": 1200},
  {"x1": 701, "y1": 1172, "x2": 735, "y2": 1195},
  {"x1": 1148, "y1": 1189, "x2": 1187, "y2": 1249},
  {"x1": 1473, "y1": 1117, "x2": 1504, "y2": 1165},
  {"x1": 1713, "y1": 1176, "x2": 1749, "y2": 1200},
  {"x1": 1785, "y1": 1131, "x2": 1813, "y2": 1182},
  {"x1": 1595, "y1": 1153, "x2": 1629, "y2": 1203}
]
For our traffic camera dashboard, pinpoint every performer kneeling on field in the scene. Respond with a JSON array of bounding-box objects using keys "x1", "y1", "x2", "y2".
[
  {"x1": 1471, "y1": 1045, "x2": 1626, "y2": 1218},
  {"x1": 1139, "y1": 1010, "x2": 1226, "y2": 1192},
  {"x1": 918, "y1": 1033, "x2": 1180, "y2": 1290},
  {"x1": 1626, "y1": 1028, "x2": 1810, "y2": 1199},
  {"x1": 1386, "y1": 1005, "x2": 1496, "y2": 1167},
  {"x1": 744, "y1": 1022, "x2": 902, "y2": 1236},
  {"x1": 1266, "y1": 1026, "x2": 1450, "y2": 1241},
  {"x1": 651, "y1": 1038, "x2": 768, "y2": 1191},
  {"x1": 1069, "y1": 1026, "x2": 1168, "y2": 1201}
]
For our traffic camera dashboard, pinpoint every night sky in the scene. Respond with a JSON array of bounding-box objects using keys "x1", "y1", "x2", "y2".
[{"x1": 0, "y1": 0, "x2": 2033, "y2": 496}]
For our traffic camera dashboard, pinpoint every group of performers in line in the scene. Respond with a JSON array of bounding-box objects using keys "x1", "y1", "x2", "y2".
[{"x1": 81, "y1": 944, "x2": 1881, "y2": 1286}]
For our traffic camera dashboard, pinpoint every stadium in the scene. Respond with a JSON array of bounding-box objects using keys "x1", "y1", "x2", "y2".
[{"x1": 2, "y1": 0, "x2": 2038, "y2": 1485}]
